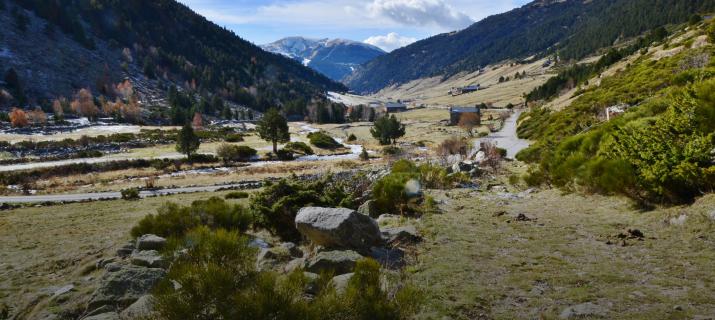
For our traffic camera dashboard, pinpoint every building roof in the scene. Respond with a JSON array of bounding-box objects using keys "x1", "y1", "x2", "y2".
[
  {"x1": 450, "y1": 106, "x2": 479, "y2": 113},
  {"x1": 385, "y1": 102, "x2": 407, "y2": 109}
]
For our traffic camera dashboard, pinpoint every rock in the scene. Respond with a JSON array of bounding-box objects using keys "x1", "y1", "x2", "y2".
[
  {"x1": 284, "y1": 258, "x2": 306, "y2": 273},
  {"x1": 357, "y1": 200, "x2": 379, "y2": 218},
  {"x1": 305, "y1": 250, "x2": 362, "y2": 275},
  {"x1": 130, "y1": 250, "x2": 167, "y2": 269},
  {"x1": 135, "y1": 235, "x2": 166, "y2": 251},
  {"x1": 474, "y1": 151, "x2": 486, "y2": 163},
  {"x1": 295, "y1": 207, "x2": 383, "y2": 253},
  {"x1": 84, "y1": 305, "x2": 115, "y2": 317},
  {"x1": 51, "y1": 284, "x2": 74, "y2": 298},
  {"x1": 515, "y1": 213, "x2": 533, "y2": 222},
  {"x1": 87, "y1": 265, "x2": 166, "y2": 310},
  {"x1": 559, "y1": 302, "x2": 608, "y2": 319},
  {"x1": 381, "y1": 226, "x2": 421, "y2": 245},
  {"x1": 96, "y1": 258, "x2": 117, "y2": 269},
  {"x1": 84, "y1": 312, "x2": 120, "y2": 320},
  {"x1": 116, "y1": 243, "x2": 134, "y2": 258},
  {"x1": 119, "y1": 295, "x2": 155, "y2": 320},
  {"x1": 248, "y1": 237, "x2": 271, "y2": 249},
  {"x1": 280, "y1": 242, "x2": 303, "y2": 258},
  {"x1": 104, "y1": 263, "x2": 123, "y2": 272},
  {"x1": 331, "y1": 273, "x2": 354, "y2": 294},
  {"x1": 369, "y1": 247, "x2": 405, "y2": 269},
  {"x1": 303, "y1": 272, "x2": 320, "y2": 295},
  {"x1": 376, "y1": 214, "x2": 400, "y2": 225},
  {"x1": 256, "y1": 247, "x2": 292, "y2": 272}
]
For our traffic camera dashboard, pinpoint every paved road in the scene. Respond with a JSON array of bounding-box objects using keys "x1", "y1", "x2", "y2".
[
  {"x1": 0, "y1": 182, "x2": 260, "y2": 204},
  {"x1": 475, "y1": 110, "x2": 531, "y2": 159}
]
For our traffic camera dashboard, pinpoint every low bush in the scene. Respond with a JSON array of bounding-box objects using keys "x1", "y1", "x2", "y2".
[
  {"x1": 224, "y1": 133, "x2": 244, "y2": 142},
  {"x1": 250, "y1": 176, "x2": 362, "y2": 242},
  {"x1": 120, "y1": 188, "x2": 140, "y2": 200},
  {"x1": 217, "y1": 144, "x2": 257, "y2": 162},
  {"x1": 382, "y1": 146, "x2": 402, "y2": 156},
  {"x1": 153, "y1": 227, "x2": 420, "y2": 320},
  {"x1": 130, "y1": 197, "x2": 252, "y2": 238},
  {"x1": 284, "y1": 141, "x2": 314, "y2": 155},
  {"x1": 347, "y1": 133, "x2": 357, "y2": 142},
  {"x1": 225, "y1": 191, "x2": 249, "y2": 199},
  {"x1": 308, "y1": 131, "x2": 343, "y2": 149},
  {"x1": 274, "y1": 149, "x2": 295, "y2": 161}
]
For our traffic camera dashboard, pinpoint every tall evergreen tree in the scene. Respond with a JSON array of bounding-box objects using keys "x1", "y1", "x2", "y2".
[{"x1": 256, "y1": 108, "x2": 290, "y2": 154}]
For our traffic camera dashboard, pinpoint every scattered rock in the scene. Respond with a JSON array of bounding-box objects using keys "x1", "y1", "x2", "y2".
[
  {"x1": 559, "y1": 302, "x2": 609, "y2": 319},
  {"x1": 381, "y1": 226, "x2": 421, "y2": 245},
  {"x1": 617, "y1": 228, "x2": 645, "y2": 240},
  {"x1": 331, "y1": 273, "x2": 354, "y2": 294},
  {"x1": 358, "y1": 200, "x2": 379, "y2": 217},
  {"x1": 135, "y1": 235, "x2": 166, "y2": 251},
  {"x1": 248, "y1": 237, "x2": 271, "y2": 249},
  {"x1": 116, "y1": 243, "x2": 134, "y2": 258},
  {"x1": 280, "y1": 242, "x2": 303, "y2": 258},
  {"x1": 104, "y1": 263, "x2": 123, "y2": 272},
  {"x1": 52, "y1": 284, "x2": 75, "y2": 298},
  {"x1": 256, "y1": 247, "x2": 292, "y2": 272},
  {"x1": 284, "y1": 258, "x2": 306, "y2": 273},
  {"x1": 305, "y1": 250, "x2": 362, "y2": 275},
  {"x1": 119, "y1": 295, "x2": 155, "y2": 320},
  {"x1": 84, "y1": 312, "x2": 120, "y2": 320},
  {"x1": 673, "y1": 305, "x2": 684, "y2": 311},
  {"x1": 96, "y1": 258, "x2": 117, "y2": 269},
  {"x1": 515, "y1": 213, "x2": 533, "y2": 222},
  {"x1": 87, "y1": 265, "x2": 166, "y2": 310},
  {"x1": 130, "y1": 250, "x2": 167, "y2": 269},
  {"x1": 84, "y1": 305, "x2": 116, "y2": 318},
  {"x1": 303, "y1": 272, "x2": 320, "y2": 295},
  {"x1": 296, "y1": 207, "x2": 383, "y2": 253},
  {"x1": 369, "y1": 247, "x2": 405, "y2": 269}
]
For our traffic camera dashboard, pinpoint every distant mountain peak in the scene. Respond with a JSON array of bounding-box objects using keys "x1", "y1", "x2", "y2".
[{"x1": 261, "y1": 37, "x2": 385, "y2": 81}]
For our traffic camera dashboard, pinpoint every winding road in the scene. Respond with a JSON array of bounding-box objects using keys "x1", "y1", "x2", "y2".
[
  {"x1": 475, "y1": 110, "x2": 531, "y2": 159},
  {"x1": 0, "y1": 182, "x2": 260, "y2": 204}
]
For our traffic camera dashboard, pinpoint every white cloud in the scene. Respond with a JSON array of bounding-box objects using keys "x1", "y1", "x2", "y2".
[
  {"x1": 368, "y1": 0, "x2": 473, "y2": 30},
  {"x1": 364, "y1": 32, "x2": 417, "y2": 52}
]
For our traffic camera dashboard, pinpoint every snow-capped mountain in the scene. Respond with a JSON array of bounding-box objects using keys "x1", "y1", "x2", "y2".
[{"x1": 261, "y1": 37, "x2": 385, "y2": 81}]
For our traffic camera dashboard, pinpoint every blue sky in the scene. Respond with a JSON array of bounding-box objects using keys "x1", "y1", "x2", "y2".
[{"x1": 178, "y1": 0, "x2": 530, "y2": 51}]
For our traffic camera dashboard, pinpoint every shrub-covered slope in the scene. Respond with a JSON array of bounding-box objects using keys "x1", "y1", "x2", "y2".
[
  {"x1": 516, "y1": 21, "x2": 715, "y2": 204},
  {"x1": 346, "y1": 0, "x2": 715, "y2": 93}
]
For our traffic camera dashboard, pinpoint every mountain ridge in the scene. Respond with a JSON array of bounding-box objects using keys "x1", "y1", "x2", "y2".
[{"x1": 261, "y1": 36, "x2": 385, "y2": 82}]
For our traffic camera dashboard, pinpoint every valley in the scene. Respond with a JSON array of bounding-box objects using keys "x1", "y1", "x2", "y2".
[{"x1": 1, "y1": 0, "x2": 715, "y2": 319}]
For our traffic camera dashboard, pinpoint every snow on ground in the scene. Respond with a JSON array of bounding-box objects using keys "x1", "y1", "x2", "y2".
[{"x1": 327, "y1": 91, "x2": 382, "y2": 107}]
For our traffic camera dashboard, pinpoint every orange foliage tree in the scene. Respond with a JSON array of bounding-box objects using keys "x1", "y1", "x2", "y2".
[
  {"x1": 27, "y1": 108, "x2": 47, "y2": 126},
  {"x1": 192, "y1": 112, "x2": 203, "y2": 130},
  {"x1": 71, "y1": 88, "x2": 99, "y2": 119},
  {"x1": 9, "y1": 108, "x2": 29, "y2": 127},
  {"x1": 458, "y1": 113, "x2": 481, "y2": 137}
]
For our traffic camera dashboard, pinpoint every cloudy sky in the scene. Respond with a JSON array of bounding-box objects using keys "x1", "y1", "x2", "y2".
[{"x1": 178, "y1": 0, "x2": 530, "y2": 52}]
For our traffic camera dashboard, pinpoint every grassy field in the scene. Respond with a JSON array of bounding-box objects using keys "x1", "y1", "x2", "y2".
[
  {"x1": 409, "y1": 168, "x2": 715, "y2": 319},
  {"x1": 0, "y1": 191, "x2": 252, "y2": 318}
]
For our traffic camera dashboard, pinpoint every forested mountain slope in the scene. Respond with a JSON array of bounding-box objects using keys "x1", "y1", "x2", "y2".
[
  {"x1": 346, "y1": 0, "x2": 715, "y2": 93},
  {"x1": 0, "y1": 0, "x2": 345, "y2": 113}
]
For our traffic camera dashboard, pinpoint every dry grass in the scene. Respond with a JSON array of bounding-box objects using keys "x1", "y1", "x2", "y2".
[{"x1": 409, "y1": 165, "x2": 715, "y2": 319}]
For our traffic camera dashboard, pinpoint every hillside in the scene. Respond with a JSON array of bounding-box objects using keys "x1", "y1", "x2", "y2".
[
  {"x1": 516, "y1": 19, "x2": 715, "y2": 204},
  {"x1": 262, "y1": 37, "x2": 385, "y2": 82},
  {"x1": 0, "y1": 0, "x2": 345, "y2": 114},
  {"x1": 346, "y1": 0, "x2": 715, "y2": 93}
]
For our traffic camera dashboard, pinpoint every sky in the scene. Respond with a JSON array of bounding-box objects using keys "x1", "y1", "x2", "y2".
[{"x1": 177, "y1": 0, "x2": 531, "y2": 52}]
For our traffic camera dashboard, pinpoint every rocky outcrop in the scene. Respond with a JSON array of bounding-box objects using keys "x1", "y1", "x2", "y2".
[
  {"x1": 119, "y1": 295, "x2": 156, "y2": 320},
  {"x1": 296, "y1": 207, "x2": 383, "y2": 253},
  {"x1": 305, "y1": 250, "x2": 362, "y2": 275},
  {"x1": 130, "y1": 250, "x2": 167, "y2": 269},
  {"x1": 87, "y1": 265, "x2": 166, "y2": 311},
  {"x1": 136, "y1": 235, "x2": 166, "y2": 251}
]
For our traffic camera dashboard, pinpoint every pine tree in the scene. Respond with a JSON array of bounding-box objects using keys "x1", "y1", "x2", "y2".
[
  {"x1": 176, "y1": 123, "x2": 200, "y2": 160},
  {"x1": 256, "y1": 108, "x2": 289, "y2": 154}
]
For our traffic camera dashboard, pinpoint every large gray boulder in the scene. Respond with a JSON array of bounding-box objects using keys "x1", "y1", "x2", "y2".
[
  {"x1": 136, "y1": 235, "x2": 166, "y2": 251},
  {"x1": 296, "y1": 207, "x2": 383, "y2": 253},
  {"x1": 119, "y1": 295, "x2": 156, "y2": 320},
  {"x1": 305, "y1": 250, "x2": 362, "y2": 275},
  {"x1": 87, "y1": 265, "x2": 166, "y2": 311}
]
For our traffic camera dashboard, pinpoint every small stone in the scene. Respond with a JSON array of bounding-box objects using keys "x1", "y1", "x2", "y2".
[
  {"x1": 357, "y1": 200, "x2": 379, "y2": 218},
  {"x1": 369, "y1": 247, "x2": 405, "y2": 269},
  {"x1": 84, "y1": 312, "x2": 120, "y2": 320},
  {"x1": 559, "y1": 302, "x2": 608, "y2": 319},
  {"x1": 248, "y1": 237, "x2": 271, "y2": 249},
  {"x1": 136, "y1": 235, "x2": 166, "y2": 251},
  {"x1": 280, "y1": 242, "x2": 303, "y2": 258},
  {"x1": 130, "y1": 250, "x2": 167, "y2": 269},
  {"x1": 381, "y1": 226, "x2": 421, "y2": 245},
  {"x1": 305, "y1": 250, "x2": 362, "y2": 275},
  {"x1": 331, "y1": 273, "x2": 354, "y2": 294},
  {"x1": 119, "y1": 295, "x2": 155, "y2": 320},
  {"x1": 52, "y1": 284, "x2": 74, "y2": 298},
  {"x1": 376, "y1": 214, "x2": 400, "y2": 225},
  {"x1": 303, "y1": 272, "x2": 320, "y2": 295},
  {"x1": 284, "y1": 258, "x2": 306, "y2": 273}
]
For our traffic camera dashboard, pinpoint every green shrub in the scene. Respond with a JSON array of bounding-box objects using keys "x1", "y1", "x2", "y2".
[
  {"x1": 120, "y1": 188, "x2": 140, "y2": 200},
  {"x1": 308, "y1": 131, "x2": 343, "y2": 149},
  {"x1": 153, "y1": 228, "x2": 420, "y2": 320},
  {"x1": 347, "y1": 133, "x2": 357, "y2": 142},
  {"x1": 130, "y1": 197, "x2": 252, "y2": 238},
  {"x1": 217, "y1": 144, "x2": 257, "y2": 162},
  {"x1": 250, "y1": 177, "x2": 359, "y2": 241},
  {"x1": 382, "y1": 146, "x2": 402, "y2": 156},
  {"x1": 391, "y1": 159, "x2": 418, "y2": 174},
  {"x1": 225, "y1": 133, "x2": 244, "y2": 142},
  {"x1": 284, "y1": 141, "x2": 314, "y2": 155},
  {"x1": 274, "y1": 149, "x2": 295, "y2": 161},
  {"x1": 225, "y1": 191, "x2": 249, "y2": 199},
  {"x1": 373, "y1": 173, "x2": 421, "y2": 216}
]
